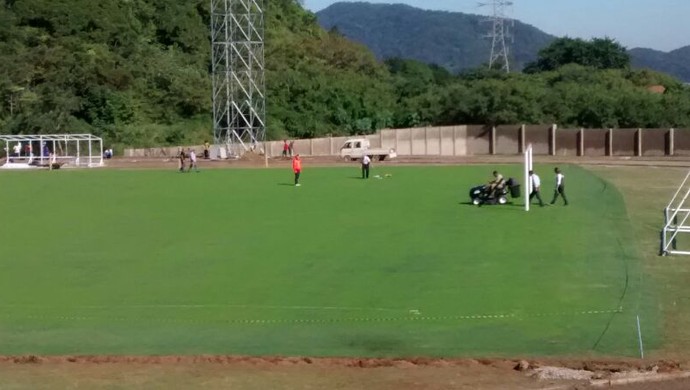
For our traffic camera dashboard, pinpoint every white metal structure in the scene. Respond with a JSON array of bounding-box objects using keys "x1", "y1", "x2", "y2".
[
  {"x1": 661, "y1": 170, "x2": 690, "y2": 255},
  {"x1": 210, "y1": 0, "x2": 266, "y2": 156},
  {"x1": 0, "y1": 134, "x2": 104, "y2": 169},
  {"x1": 524, "y1": 143, "x2": 533, "y2": 211}
]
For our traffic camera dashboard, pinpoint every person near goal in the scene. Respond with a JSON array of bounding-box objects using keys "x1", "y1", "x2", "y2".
[
  {"x1": 550, "y1": 167, "x2": 568, "y2": 206},
  {"x1": 361, "y1": 154, "x2": 371, "y2": 179},
  {"x1": 292, "y1": 154, "x2": 302, "y2": 186},
  {"x1": 528, "y1": 170, "x2": 544, "y2": 207}
]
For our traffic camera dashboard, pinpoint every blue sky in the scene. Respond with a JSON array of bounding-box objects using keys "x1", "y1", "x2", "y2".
[{"x1": 303, "y1": 0, "x2": 689, "y2": 51}]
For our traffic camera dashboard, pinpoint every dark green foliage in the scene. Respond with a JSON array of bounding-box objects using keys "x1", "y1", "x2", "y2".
[
  {"x1": 0, "y1": 0, "x2": 394, "y2": 145},
  {"x1": 2, "y1": 0, "x2": 690, "y2": 147},
  {"x1": 524, "y1": 37, "x2": 630, "y2": 73}
]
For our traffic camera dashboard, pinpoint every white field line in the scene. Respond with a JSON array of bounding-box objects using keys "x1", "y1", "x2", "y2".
[
  {"x1": 0, "y1": 304, "x2": 409, "y2": 313},
  {"x1": 0, "y1": 308, "x2": 624, "y2": 326}
]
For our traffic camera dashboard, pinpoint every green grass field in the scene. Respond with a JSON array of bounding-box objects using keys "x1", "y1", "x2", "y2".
[{"x1": 0, "y1": 165, "x2": 655, "y2": 357}]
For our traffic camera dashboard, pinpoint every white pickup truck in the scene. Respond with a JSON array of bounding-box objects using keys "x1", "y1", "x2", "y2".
[{"x1": 340, "y1": 138, "x2": 397, "y2": 161}]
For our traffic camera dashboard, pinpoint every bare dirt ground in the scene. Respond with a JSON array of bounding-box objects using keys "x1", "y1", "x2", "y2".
[
  {"x1": 105, "y1": 153, "x2": 690, "y2": 170},
  {"x1": 1, "y1": 356, "x2": 689, "y2": 389},
  {"x1": 6, "y1": 156, "x2": 690, "y2": 389}
]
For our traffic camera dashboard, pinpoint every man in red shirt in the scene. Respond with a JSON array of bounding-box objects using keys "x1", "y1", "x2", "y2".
[
  {"x1": 282, "y1": 140, "x2": 289, "y2": 158},
  {"x1": 292, "y1": 154, "x2": 302, "y2": 186}
]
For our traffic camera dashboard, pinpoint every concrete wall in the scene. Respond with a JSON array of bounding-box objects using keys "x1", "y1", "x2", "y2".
[
  {"x1": 524, "y1": 125, "x2": 551, "y2": 155},
  {"x1": 466, "y1": 125, "x2": 491, "y2": 155},
  {"x1": 495, "y1": 125, "x2": 521, "y2": 155},
  {"x1": 643, "y1": 129, "x2": 668, "y2": 156},
  {"x1": 611, "y1": 129, "x2": 637, "y2": 156},
  {"x1": 556, "y1": 128, "x2": 580, "y2": 157},
  {"x1": 675, "y1": 129, "x2": 690, "y2": 156},
  {"x1": 124, "y1": 125, "x2": 690, "y2": 159}
]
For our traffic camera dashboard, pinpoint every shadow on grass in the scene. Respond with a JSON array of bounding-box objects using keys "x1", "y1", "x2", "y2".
[
  {"x1": 277, "y1": 183, "x2": 296, "y2": 186},
  {"x1": 459, "y1": 201, "x2": 527, "y2": 210}
]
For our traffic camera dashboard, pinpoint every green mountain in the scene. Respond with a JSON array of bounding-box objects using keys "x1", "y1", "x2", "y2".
[
  {"x1": 316, "y1": 2, "x2": 556, "y2": 73},
  {"x1": 629, "y1": 46, "x2": 690, "y2": 83},
  {"x1": 316, "y1": 2, "x2": 690, "y2": 82}
]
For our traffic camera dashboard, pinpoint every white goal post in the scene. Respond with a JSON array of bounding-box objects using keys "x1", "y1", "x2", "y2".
[
  {"x1": 0, "y1": 134, "x2": 104, "y2": 169},
  {"x1": 524, "y1": 144, "x2": 533, "y2": 211},
  {"x1": 661, "y1": 170, "x2": 690, "y2": 255}
]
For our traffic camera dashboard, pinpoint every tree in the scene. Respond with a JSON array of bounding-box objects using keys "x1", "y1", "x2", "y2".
[{"x1": 524, "y1": 37, "x2": 630, "y2": 73}]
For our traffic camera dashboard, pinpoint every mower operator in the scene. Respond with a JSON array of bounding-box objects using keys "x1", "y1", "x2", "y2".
[{"x1": 487, "y1": 170, "x2": 506, "y2": 197}]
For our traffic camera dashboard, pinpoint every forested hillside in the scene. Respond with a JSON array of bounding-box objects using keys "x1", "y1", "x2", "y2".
[
  {"x1": 1, "y1": 0, "x2": 690, "y2": 148},
  {"x1": 0, "y1": 0, "x2": 394, "y2": 147},
  {"x1": 630, "y1": 46, "x2": 690, "y2": 84},
  {"x1": 317, "y1": 2, "x2": 556, "y2": 73},
  {"x1": 317, "y1": 2, "x2": 690, "y2": 82}
]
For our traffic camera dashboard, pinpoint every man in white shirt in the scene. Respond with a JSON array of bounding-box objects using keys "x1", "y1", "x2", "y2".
[
  {"x1": 528, "y1": 170, "x2": 544, "y2": 207},
  {"x1": 187, "y1": 148, "x2": 199, "y2": 172},
  {"x1": 12, "y1": 143, "x2": 20, "y2": 157},
  {"x1": 550, "y1": 167, "x2": 568, "y2": 206},
  {"x1": 361, "y1": 154, "x2": 371, "y2": 179}
]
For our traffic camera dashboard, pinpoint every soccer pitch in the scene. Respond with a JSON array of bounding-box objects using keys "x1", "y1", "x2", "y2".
[{"x1": 0, "y1": 165, "x2": 655, "y2": 357}]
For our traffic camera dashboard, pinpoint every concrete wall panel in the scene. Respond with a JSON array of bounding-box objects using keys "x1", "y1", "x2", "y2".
[
  {"x1": 556, "y1": 128, "x2": 579, "y2": 157},
  {"x1": 642, "y1": 129, "x2": 668, "y2": 156},
  {"x1": 525, "y1": 125, "x2": 550, "y2": 155},
  {"x1": 495, "y1": 125, "x2": 520, "y2": 155},
  {"x1": 466, "y1": 125, "x2": 491, "y2": 155}
]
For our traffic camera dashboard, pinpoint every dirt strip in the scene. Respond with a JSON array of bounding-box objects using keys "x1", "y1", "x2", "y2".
[{"x1": 103, "y1": 154, "x2": 690, "y2": 171}]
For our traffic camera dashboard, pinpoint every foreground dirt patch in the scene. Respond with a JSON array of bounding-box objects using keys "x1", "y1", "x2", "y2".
[{"x1": 1, "y1": 356, "x2": 690, "y2": 389}]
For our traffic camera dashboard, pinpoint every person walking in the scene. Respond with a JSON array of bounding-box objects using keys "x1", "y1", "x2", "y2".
[
  {"x1": 178, "y1": 148, "x2": 186, "y2": 172},
  {"x1": 528, "y1": 170, "x2": 544, "y2": 207},
  {"x1": 292, "y1": 154, "x2": 302, "y2": 186},
  {"x1": 282, "y1": 140, "x2": 289, "y2": 158},
  {"x1": 188, "y1": 148, "x2": 199, "y2": 172},
  {"x1": 550, "y1": 167, "x2": 568, "y2": 205},
  {"x1": 361, "y1": 154, "x2": 371, "y2": 179}
]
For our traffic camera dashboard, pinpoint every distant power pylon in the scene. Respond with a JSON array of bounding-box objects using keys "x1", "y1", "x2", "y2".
[
  {"x1": 479, "y1": 0, "x2": 513, "y2": 72},
  {"x1": 210, "y1": 0, "x2": 266, "y2": 156}
]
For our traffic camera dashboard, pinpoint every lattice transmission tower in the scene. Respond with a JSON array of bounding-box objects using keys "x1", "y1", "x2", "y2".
[
  {"x1": 210, "y1": 0, "x2": 266, "y2": 155},
  {"x1": 479, "y1": 0, "x2": 513, "y2": 72}
]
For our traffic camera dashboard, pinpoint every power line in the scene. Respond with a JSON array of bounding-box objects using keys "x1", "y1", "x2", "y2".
[{"x1": 478, "y1": 0, "x2": 513, "y2": 72}]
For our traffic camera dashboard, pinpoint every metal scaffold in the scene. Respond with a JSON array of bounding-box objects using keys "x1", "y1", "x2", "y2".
[{"x1": 210, "y1": 0, "x2": 266, "y2": 156}]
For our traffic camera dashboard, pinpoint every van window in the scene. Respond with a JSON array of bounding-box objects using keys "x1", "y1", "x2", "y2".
[
  {"x1": 343, "y1": 142, "x2": 351, "y2": 148},
  {"x1": 355, "y1": 142, "x2": 361, "y2": 148}
]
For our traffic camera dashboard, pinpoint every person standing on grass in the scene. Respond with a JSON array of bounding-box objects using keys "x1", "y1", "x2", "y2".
[
  {"x1": 528, "y1": 170, "x2": 544, "y2": 207},
  {"x1": 178, "y1": 148, "x2": 186, "y2": 172},
  {"x1": 188, "y1": 148, "x2": 199, "y2": 172},
  {"x1": 550, "y1": 167, "x2": 568, "y2": 206},
  {"x1": 361, "y1": 154, "x2": 371, "y2": 179},
  {"x1": 292, "y1": 154, "x2": 302, "y2": 186},
  {"x1": 282, "y1": 140, "x2": 289, "y2": 158}
]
